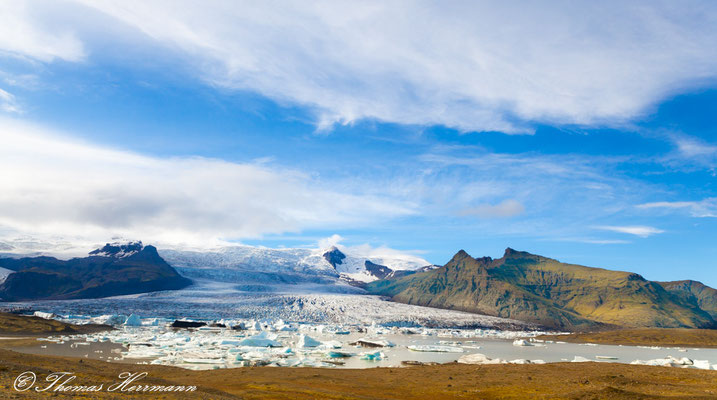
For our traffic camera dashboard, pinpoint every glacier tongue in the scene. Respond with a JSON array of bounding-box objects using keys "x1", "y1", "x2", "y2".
[{"x1": 160, "y1": 244, "x2": 431, "y2": 288}]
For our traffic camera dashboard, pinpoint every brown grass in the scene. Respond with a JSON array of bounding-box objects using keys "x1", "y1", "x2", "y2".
[
  {"x1": 0, "y1": 312, "x2": 110, "y2": 336},
  {"x1": 0, "y1": 349, "x2": 715, "y2": 399}
]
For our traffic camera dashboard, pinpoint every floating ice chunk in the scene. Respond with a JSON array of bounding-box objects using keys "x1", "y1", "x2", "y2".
[
  {"x1": 630, "y1": 355, "x2": 694, "y2": 367},
  {"x1": 321, "y1": 340, "x2": 343, "y2": 349},
  {"x1": 512, "y1": 339, "x2": 533, "y2": 347},
  {"x1": 297, "y1": 334, "x2": 321, "y2": 348},
  {"x1": 327, "y1": 351, "x2": 354, "y2": 358},
  {"x1": 351, "y1": 338, "x2": 395, "y2": 348},
  {"x1": 692, "y1": 360, "x2": 710, "y2": 370},
  {"x1": 102, "y1": 314, "x2": 128, "y2": 326},
  {"x1": 33, "y1": 311, "x2": 56, "y2": 319},
  {"x1": 274, "y1": 321, "x2": 297, "y2": 332},
  {"x1": 407, "y1": 345, "x2": 463, "y2": 353},
  {"x1": 239, "y1": 332, "x2": 281, "y2": 347},
  {"x1": 571, "y1": 356, "x2": 592, "y2": 362},
  {"x1": 183, "y1": 358, "x2": 225, "y2": 364},
  {"x1": 457, "y1": 353, "x2": 503, "y2": 365},
  {"x1": 359, "y1": 351, "x2": 385, "y2": 361},
  {"x1": 124, "y1": 314, "x2": 142, "y2": 326}
]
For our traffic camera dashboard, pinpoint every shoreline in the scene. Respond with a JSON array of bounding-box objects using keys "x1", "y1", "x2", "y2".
[
  {"x1": 536, "y1": 328, "x2": 717, "y2": 349},
  {"x1": 1, "y1": 348, "x2": 715, "y2": 399}
]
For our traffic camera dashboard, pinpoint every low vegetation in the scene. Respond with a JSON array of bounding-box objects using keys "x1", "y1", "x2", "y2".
[{"x1": 367, "y1": 248, "x2": 717, "y2": 331}]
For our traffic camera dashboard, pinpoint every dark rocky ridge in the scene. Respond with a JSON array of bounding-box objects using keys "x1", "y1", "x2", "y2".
[
  {"x1": 322, "y1": 246, "x2": 346, "y2": 268},
  {"x1": 364, "y1": 260, "x2": 393, "y2": 280},
  {"x1": 0, "y1": 243, "x2": 192, "y2": 301}
]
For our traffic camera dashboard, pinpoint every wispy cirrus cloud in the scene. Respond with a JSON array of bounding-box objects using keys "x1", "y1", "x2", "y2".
[
  {"x1": 0, "y1": 88, "x2": 20, "y2": 113},
  {"x1": 595, "y1": 225, "x2": 664, "y2": 238},
  {"x1": 638, "y1": 198, "x2": 717, "y2": 218},
  {"x1": 2, "y1": 1, "x2": 717, "y2": 133},
  {"x1": 0, "y1": 1, "x2": 85, "y2": 62}
]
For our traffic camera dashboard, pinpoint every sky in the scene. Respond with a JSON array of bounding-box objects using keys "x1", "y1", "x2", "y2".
[{"x1": 1, "y1": 1, "x2": 717, "y2": 286}]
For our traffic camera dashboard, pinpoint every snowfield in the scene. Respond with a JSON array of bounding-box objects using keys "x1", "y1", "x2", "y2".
[{"x1": 160, "y1": 244, "x2": 430, "y2": 287}]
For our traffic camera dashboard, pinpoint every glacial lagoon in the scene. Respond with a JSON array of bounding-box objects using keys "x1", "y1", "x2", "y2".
[{"x1": 4, "y1": 287, "x2": 717, "y2": 371}]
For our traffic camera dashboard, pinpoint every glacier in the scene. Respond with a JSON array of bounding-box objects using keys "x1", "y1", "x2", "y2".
[{"x1": 159, "y1": 244, "x2": 432, "y2": 290}]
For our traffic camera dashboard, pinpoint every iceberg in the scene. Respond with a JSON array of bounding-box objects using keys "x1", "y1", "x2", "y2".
[
  {"x1": 359, "y1": 351, "x2": 385, "y2": 361},
  {"x1": 124, "y1": 314, "x2": 142, "y2": 326},
  {"x1": 407, "y1": 345, "x2": 463, "y2": 353},
  {"x1": 321, "y1": 340, "x2": 343, "y2": 349},
  {"x1": 631, "y1": 356, "x2": 694, "y2": 367},
  {"x1": 327, "y1": 351, "x2": 354, "y2": 358},
  {"x1": 351, "y1": 338, "x2": 395, "y2": 348},
  {"x1": 238, "y1": 332, "x2": 282, "y2": 347},
  {"x1": 512, "y1": 339, "x2": 533, "y2": 347},
  {"x1": 457, "y1": 353, "x2": 503, "y2": 365},
  {"x1": 102, "y1": 314, "x2": 128, "y2": 326},
  {"x1": 571, "y1": 356, "x2": 592, "y2": 362},
  {"x1": 33, "y1": 311, "x2": 56, "y2": 319},
  {"x1": 693, "y1": 360, "x2": 710, "y2": 370},
  {"x1": 297, "y1": 334, "x2": 321, "y2": 348}
]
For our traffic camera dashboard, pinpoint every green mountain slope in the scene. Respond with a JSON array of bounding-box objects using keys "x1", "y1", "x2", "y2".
[
  {"x1": 366, "y1": 248, "x2": 716, "y2": 331},
  {"x1": 658, "y1": 280, "x2": 717, "y2": 320}
]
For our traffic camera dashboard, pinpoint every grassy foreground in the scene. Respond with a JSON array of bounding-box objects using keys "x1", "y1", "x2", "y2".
[
  {"x1": 0, "y1": 349, "x2": 716, "y2": 399},
  {"x1": 0, "y1": 312, "x2": 109, "y2": 336},
  {"x1": 538, "y1": 328, "x2": 717, "y2": 348}
]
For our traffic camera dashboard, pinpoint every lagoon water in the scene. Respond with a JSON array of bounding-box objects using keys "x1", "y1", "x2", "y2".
[
  {"x1": 5, "y1": 288, "x2": 717, "y2": 370},
  {"x1": 13, "y1": 324, "x2": 717, "y2": 370}
]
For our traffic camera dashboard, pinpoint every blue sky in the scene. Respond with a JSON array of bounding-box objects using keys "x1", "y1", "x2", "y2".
[{"x1": 1, "y1": 1, "x2": 717, "y2": 286}]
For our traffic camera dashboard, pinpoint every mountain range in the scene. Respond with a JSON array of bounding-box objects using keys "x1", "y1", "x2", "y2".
[
  {"x1": 2, "y1": 240, "x2": 716, "y2": 333},
  {"x1": 0, "y1": 242, "x2": 191, "y2": 301},
  {"x1": 366, "y1": 248, "x2": 717, "y2": 331},
  {"x1": 159, "y1": 245, "x2": 432, "y2": 292}
]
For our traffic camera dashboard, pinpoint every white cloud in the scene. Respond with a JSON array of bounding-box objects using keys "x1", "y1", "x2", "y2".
[
  {"x1": 4, "y1": 1, "x2": 717, "y2": 133},
  {"x1": 0, "y1": 88, "x2": 20, "y2": 113},
  {"x1": 0, "y1": 116, "x2": 659, "y2": 249},
  {"x1": 318, "y1": 234, "x2": 344, "y2": 249},
  {"x1": 460, "y1": 199, "x2": 525, "y2": 218},
  {"x1": 595, "y1": 225, "x2": 664, "y2": 238},
  {"x1": 674, "y1": 138, "x2": 717, "y2": 158},
  {"x1": 638, "y1": 199, "x2": 717, "y2": 218},
  {"x1": 0, "y1": 1, "x2": 85, "y2": 62},
  {"x1": 0, "y1": 118, "x2": 415, "y2": 247}
]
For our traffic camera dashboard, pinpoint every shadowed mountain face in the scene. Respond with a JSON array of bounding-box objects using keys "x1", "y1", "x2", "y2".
[
  {"x1": 366, "y1": 248, "x2": 717, "y2": 331},
  {"x1": 658, "y1": 280, "x2": 717, "y2": 320},
  {"x1": 0, "y1": 242, "x2": 191, "y2": 301}
]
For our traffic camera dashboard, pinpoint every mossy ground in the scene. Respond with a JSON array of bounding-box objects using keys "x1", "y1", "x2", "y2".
[{"x1": 0, "y1": 349, "x2": 716, "y2": 399}]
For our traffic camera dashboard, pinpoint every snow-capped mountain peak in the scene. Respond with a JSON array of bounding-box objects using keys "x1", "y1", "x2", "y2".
[
  {"x1": 89, "y1": 240, "x2": 144, "y2": 258},
  {"x1": 160, "y1": 243, "x2": 431, "y2": 291},
  {"x1": 322, "y1": 246, "x2": 346, "y2": 268}
]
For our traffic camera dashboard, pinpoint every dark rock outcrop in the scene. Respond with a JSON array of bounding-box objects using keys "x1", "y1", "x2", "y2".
[
  {"x1": 171, "y1": 320, "x2": 206, "y2": 328},
  {"x1": 0, "y1": 243, "x2": 192, "y2": 301},
  {"x1": 322, "y1": 246, "x2": 346, "y2": 268}
]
